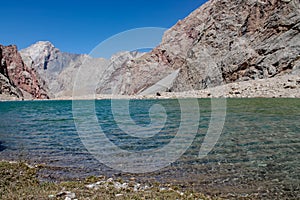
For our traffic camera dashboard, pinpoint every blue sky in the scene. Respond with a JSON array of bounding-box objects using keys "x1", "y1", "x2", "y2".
[{"x1": 1, "y1": 0, "x2": 207, "y2": 54}]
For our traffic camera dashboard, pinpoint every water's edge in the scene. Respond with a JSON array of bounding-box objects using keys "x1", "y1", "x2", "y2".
[{"x1": 0, "y1": 99, "x2": 299, "y2": 199}]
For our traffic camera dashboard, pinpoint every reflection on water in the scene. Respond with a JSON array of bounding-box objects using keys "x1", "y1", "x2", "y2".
[{"x1": 0, "y1": 99, "x2": 299, "y2": 199}]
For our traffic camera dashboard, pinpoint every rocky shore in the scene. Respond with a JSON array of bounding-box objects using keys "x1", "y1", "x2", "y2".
[
  {"x1": 1, "y1": 74, "x2": 299, "y2": 101},
  {"x1": 0, "y1": 160, "x2": 212, "y2": 200},
  {"x1": 40, "y1": 74, "x2": 300, "y2": 100},
  {"x1": 154, "y1": 74, "x2": 300, "y2": 99}
]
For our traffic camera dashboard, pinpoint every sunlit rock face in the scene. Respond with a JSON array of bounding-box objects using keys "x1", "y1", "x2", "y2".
[
  {"x1": 20, "y1": 41, "x2": 144, "y2": 98},
  {"x1": 98, "y1": 0, "x2": 300, "y2": 95},
  {"x1": 20, "y1": 41, "x2": 91, "y2": 98},
  {"x1": 13, "y1": 0, "x2": 300, "y2": 97},
  {"x1": 0, "y1": 44, "x2": 48, "y2": 100}
]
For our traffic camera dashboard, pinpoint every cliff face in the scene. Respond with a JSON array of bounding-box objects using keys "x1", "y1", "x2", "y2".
[
  {"x1": 96, "y1": 51, "x2": 145, "y2": 94},
  {"x1": 0, "y1": 45, "x2": 48, "y2": 99},
  {"x1": 97, "y1": 0, "x2": 300, "y2": 95},
  {"x1": 20, "y1": 41, "x2": 91, "y2": 98},
  {"x1": 21, "y1": 42, "x2": 145, "y2": 98},
  {"x1": 5, "y1": 0, "x2": 300, "y2": 98}
]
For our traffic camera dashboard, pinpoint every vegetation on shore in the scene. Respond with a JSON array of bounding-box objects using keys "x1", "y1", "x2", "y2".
[{"x1": 0, "y1": 161, "x2": 214, "y2": 199}]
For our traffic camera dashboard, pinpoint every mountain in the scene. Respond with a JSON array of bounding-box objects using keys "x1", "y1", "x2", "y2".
[
  {"x1": 0, "y1": 44, "x2": 48, "y2": 100},
  {"x1": 20, "y1": 41, "x2": 96, "y2": 98},
  {"x1": 95, "y1": 51, "x2": 145, "y2": 94},
  {"x1": 97, "y1": 0, "x2": 300, "y2": 95},
  {"x1": 2, "y1": 0, "x2": 300, "y2": 99},
  {"x1": 20, "y1": 41, "x2": 144, "y2": 98}
]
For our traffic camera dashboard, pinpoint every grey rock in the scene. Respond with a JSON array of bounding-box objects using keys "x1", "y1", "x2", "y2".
[
  {"x1": 20, "y1": 41, "x2": 98, "y2": 98},
  {"x1": 98, "y1": 0, "x2": 300, "y2": 95},
  {"x1": 153, "y1": 74, "x2": 300, "y2": 98},
  {"x1": 56, "y1": 191, "x2": 75, "y2": 199},
  {"x1": 20, "y1": 42, "x2": 145, "y2": 98},
  {"x1": 17, "y1": 0, "x2": 300, "y2": 98},
  {"x1": 0, "y1": 44, "x2": 48, "y2": 100},
  {"x1": 96, "y1": 51, "x2": 145, "y2": 94},
  {"x1": 0, "y1": 73, "x2": 22, "y2": 99}
]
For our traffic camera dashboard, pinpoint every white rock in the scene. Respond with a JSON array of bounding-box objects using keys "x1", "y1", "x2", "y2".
[
  {"x1": 86, "y1": 183, "x2": 97, "y2": 189},
  {"x1": 107, "y1": 178, "x2": 113, "y2": 182},
  {"x1": 133, "y1": 183, "x2": 141, "y2": 192},
  {"x1": 65, "y1": 192, "x2": 76, "y2": 199}
]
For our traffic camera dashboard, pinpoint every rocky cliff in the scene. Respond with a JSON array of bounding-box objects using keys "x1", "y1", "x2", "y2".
[
  {"x1": 96, "y1": 51, "x2": 145, "y2": 94},
  {"x1": 97, "y1": 0, "x2": 300, "y2": 95},
  {"x1": 20, "y1": 42, "x2": 144, "y2": 98},
  {"x1": 0, "y1": 45, "x2": 48, "y2": 100},
  {"x1": 5, "y1": 0, "x2": 300, "y2": 99},
  {"x1": 20, "y1": 41, "x2": 92, "y2": 98}
]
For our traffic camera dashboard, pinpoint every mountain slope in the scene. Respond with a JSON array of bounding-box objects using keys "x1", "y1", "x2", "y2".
[
  {"x1": 6, "y1": 0, "x2": 300, "y2": 98},
  {"x1": 0, "y1": 45, "x2": 48, "y2": 100},
  {"x1": 96, "y1": 51, "x2": 145, "y2": 94},
  {"x1": 21, "y1": 42, "x2": 145, "y2": 98},
  {"x1": 20, "y1": 41, "x2": 92, "y2": 98},
  {"x1": 97, "y1": 0, "x2": 300, "y2": 95}
]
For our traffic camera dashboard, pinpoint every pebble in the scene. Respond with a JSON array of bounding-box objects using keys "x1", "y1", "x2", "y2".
[
  {"x1": 153, "y1": 74, "x2": 300, "y2": 99},
  {"x1": 258, "y1": 163, "x2": 267, "y2": 167},
  {"x1": 66, "y1": 192, "x2": 76, "y2": 199},
  {"x1": 107, "y1": 178, "x2": 113, "y2": 182},
  {"x1": 86, "y1": 177, "x2": 153, "y2": 194},
  {"x1": 134, "y1": 183, "x2": 141, "y2": 192},
  {"x1": 56, "y1": 191, "x2": 76, "y2": 199},
  {"x1": 114, "y1": 182, "x2": 128, "y2": 190},
  {"x1": 86, "y1": 183, "x2": 98, "y2": 189}
]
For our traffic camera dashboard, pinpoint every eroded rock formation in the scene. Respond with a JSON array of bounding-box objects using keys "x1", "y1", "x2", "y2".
[
  {"x1": 0, "y1": 45, "x2": 48, "y2": 99},
  {"x1": 3, "y1": 0, "x2": 300, "y2": 99},
  {"x1": 97, "y1": 0, "x2": 300, "y2": 95}
]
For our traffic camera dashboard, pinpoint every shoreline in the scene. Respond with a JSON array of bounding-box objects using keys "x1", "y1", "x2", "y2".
[
  {"x1": 1, "y1": 74, "x2": 300, "y2": 102},
  {"x1": 0, "y1": 160, "x2": 213, "y2": 199}
]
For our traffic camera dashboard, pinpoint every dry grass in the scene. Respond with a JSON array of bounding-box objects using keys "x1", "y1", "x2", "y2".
[{"x1": 0, "y1": 161, "x2": 215, "y2": 200}]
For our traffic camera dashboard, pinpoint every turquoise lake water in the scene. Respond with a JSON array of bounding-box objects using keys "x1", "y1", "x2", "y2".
[{"x1": 0, "y1": 99, "x2": 299, "y2": 199}]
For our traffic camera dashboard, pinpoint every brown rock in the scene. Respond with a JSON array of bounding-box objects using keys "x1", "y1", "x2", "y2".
[
  {"x1": 0, "y1": 44, "x2": 49, "y2": 99},
  {"x1": 97, "y1": 0, "x2": 300, "y2": 95}
]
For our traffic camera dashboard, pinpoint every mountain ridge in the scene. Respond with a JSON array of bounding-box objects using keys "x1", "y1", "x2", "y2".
[
  {"x1": 20, "y1": 41, "x2": 92, "y2": 98},
  {"x1": 97, "y1": 0, "x2": 299, "y2": 95},
  {"x1": 1, "y1": 0, "x2": 299, "y2": 100}
]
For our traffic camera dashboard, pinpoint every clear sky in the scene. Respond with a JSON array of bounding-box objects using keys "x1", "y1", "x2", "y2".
[{"x1": 1, "y1": 0, "x2": 207, "y2": 54}]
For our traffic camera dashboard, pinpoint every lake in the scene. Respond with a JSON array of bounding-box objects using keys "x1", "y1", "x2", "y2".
[{"x1": 0, "y1": 99, "x2": 299, "y2": 199}]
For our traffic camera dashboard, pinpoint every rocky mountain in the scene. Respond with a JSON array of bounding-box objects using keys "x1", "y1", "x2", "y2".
[
  {"x1": 97, "y1": 0, "x2": 300, "y2": 95},
  {"x1": 20, "y1": 41, "x2": 94, "y2": 98},
  {"x1": 0, "y1": 44, "x2": 48, "y2": 100},
  {"x1": 2, "y1": 0, "x2": 300, "y2": 99},
  {"x1": 20, "y1": 41, "x2": 144, "y2": 98},
  {"x1": 96, "y1": 51, "x2": 145, "y2": 94}
]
